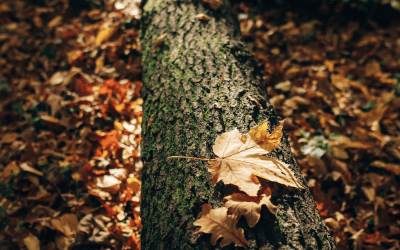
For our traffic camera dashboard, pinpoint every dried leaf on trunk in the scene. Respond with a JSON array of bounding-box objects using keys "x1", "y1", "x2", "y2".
[
  {"x1": 193, "y1": 204, "x2": 247, "y2": 248},
  {"x1": 152, "y1": 33, "x2": 167, "y2": 52},
  {"x1": 196, "y1": 13, "x2": 210, "y2": 21},
  {"x1": 223, "y1": 190, "x2": 278, "y2": 228},
  {"x1": 209, "y1": 121, "x2": 303, "y2": 196}
]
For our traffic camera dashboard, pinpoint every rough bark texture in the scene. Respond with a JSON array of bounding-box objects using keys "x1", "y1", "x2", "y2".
[{"x1": 140, "y1": 0, "x2": 336, "y2": 249}]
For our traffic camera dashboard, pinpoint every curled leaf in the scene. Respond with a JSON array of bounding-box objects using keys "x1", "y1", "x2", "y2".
[
  {"x1": 248, "y1": 120, "x2": 285, "y2": 152},
  {"x1": 196, "y1": 13, "x2": 210, "y2": 21},
  {"x1": 223, "y1": 191, "x2": 278, "y2": 228},
  {"x1": 193, "y1": 204, "x2": 247, "y2": 248}
]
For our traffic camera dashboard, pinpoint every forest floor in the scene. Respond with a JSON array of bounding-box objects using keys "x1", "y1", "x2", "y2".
[{"x1": 0, "y1": 0, "x2": 399, "y2": 249}]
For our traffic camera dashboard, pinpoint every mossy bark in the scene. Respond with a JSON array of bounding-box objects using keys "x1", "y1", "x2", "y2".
[{"x1": 139, "y1": 0, "x2": 336, "y2": 249}]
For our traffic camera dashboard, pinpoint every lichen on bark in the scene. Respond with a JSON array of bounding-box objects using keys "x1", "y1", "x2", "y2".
[{"x1": 140, "y1": 0, "x2": 336, "y2": 249}]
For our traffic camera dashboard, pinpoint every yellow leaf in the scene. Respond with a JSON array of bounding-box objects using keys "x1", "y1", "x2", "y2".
[
  {"x1": 248, "y1": 120, "x2": 285, "y2": 152},
  {"x1": 193, "y1": 204, "x2": 247, "y2": 248},
  {"x1": 95, "y1": 26, "x2": 116, "y2": 45}
]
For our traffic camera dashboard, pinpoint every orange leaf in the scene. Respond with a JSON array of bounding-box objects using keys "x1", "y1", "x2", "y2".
[
  {"x1": 99, "y1": 130, "x2": 119, "y2": 149},
  {"x1": 127, "y1": 176, "x2": 141, "y2": 193},
  {"x1": 95, "y1": 26, "x2": 116, "y2": 45}
]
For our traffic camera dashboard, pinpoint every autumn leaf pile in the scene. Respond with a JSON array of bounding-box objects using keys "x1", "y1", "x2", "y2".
[
  {"x1": 1, "y1": 0, "x2": 400, "y2": 249},
  {"x1": 0, "y1": 0, "x2": 143, "y2": 249},
  {"x1": 234, "y1": 2, "x2": 400, "y2": 249}
]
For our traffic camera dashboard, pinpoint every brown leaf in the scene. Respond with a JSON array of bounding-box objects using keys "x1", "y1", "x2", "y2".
[
  {"x1": 223, "y1": 192, "x2": 278, "y2": 228},
  {"x1": 48, "y1": 16, "x2": 63, "y2": 29},
  {"x1": 365, "y1": 60, "x2": 381, "y2": 77},
  {"x1": 204, "y1": 0, "x2": 223, "y2": 10},
  {"x1": 27, "y1": 185, "x2": 51, "y2": 202},
  {"x1": 330, "y1": 74, "x2": 370, "y2": 99},
  {"x1": 55, "y1": 233, "x2": 75, "y2": 250},
  {"x1": 20, "y1": 162, "x2": 43, "y2": 176},
  {"x1": 23, "y1": 233, "x2": 41, "y2": 250},
  {"x1": 196, "y1": 13, "x2": 210, "y2": 21},
  {"x1": 1, "y1": 133, "x2": 20, "y2": 144},
  {"x1": 146, "y1": 113, "x2": 155, "y2": 128},
  {"x1": 0, "y1": 161, "x2": 20, "y2": 184},
  {"x1": 193, "y1": 204, "x2": 247, "y2": 248},
  {"x1": 152, "y1": 33, "x2": 167, "y2": 52},
  {"x1": 127, "y1": 176, "x2": 141, "y2": 193},
  {"x1": 370, "y1": 161, "x2": 400, "y2": 175},
  {"x1": 51, "y1": 214, "x2": 79, "y2": 237}
]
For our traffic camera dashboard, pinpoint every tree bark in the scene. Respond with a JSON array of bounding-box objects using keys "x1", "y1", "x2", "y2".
[{"x1": 139, "y1": 0, "x2": 336, "y2": 249}]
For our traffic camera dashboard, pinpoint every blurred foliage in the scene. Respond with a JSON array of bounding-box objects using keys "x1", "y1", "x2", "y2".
[{"x1": 268, "y1": 0, "x2": 400, "y2": 11}]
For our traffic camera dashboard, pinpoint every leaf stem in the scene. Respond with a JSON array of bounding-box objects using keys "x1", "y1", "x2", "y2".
[{"x1": 168, "y1": 156, "x2": 210, "y2": 161}]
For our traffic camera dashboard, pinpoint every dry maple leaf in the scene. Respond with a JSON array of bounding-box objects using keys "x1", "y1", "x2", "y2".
[
  {"x1": 169, "y1": 120, "x2": 303, "y2": 196},
  {"x1": 223, "y1": 188, "x2": 278, "y2": 228},
  {"x1": 193, "y1": 204, "x2": 248, "y2": 248}
]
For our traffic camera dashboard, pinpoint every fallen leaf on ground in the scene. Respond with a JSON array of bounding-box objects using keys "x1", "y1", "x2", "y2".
[
  {"x1": 20, "y1": 163, "x2": 43, "y2": 176},
  {"x1": 204, "y1": 0, "x2": 223, "y2": 10},
  {"x1": 23, "y1": 233, "x2": 41, "y2": 250},
  {"x1": 370, "y1": 161, "x2": 400, "y2": 175},
  {"x1": 51, "y1": 214, "x2": 79, "y2": 237}
]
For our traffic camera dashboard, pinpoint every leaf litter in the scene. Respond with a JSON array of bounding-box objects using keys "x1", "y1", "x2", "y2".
[
  {"x1": 0, "y1": 0, "x2": 143, "y2": 249},
  {"x1": 232, "y1": 1, "x2": 400, "y2": 249}
]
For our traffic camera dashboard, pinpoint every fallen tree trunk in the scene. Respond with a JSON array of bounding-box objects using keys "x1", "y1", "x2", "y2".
[{"x1": 139, "y1": 0, "x2": 336, "y2": 249}]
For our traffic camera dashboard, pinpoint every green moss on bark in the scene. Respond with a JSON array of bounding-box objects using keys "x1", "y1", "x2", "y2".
[{"x1": 140, "y1": 0, "x2": 336, "y2": 249}]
